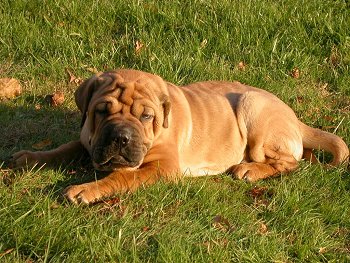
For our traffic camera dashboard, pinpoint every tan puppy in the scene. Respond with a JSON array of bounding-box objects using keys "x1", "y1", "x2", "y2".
[{"x1": 10, "y1": 69, "x2": 349, "y2": 204}]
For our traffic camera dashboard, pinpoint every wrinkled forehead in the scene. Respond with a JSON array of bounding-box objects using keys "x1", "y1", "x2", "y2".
[{"x1": 90, "y1": 72, "x2": 160, "y2": 115}]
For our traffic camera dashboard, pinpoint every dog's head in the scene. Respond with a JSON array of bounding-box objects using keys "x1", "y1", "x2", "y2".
[{"x1": 75, "y1": 69, "x2": 171, "y2": 171}]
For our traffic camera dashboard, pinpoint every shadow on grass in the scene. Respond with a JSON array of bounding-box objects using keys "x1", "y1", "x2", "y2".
[
  {"x1": 0, "y1": 101, "x2": 112, "y2": 201},
  {"x1": 0, "y1": 98, "x2": 80, "y2": 155}
]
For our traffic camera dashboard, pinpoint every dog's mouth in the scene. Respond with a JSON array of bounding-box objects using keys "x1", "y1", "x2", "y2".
[
  {"x1": 93, "y1": 154, "x2": 142, "y2": 171},
  {"x1": 92, "y1": 142, "x2": 147, "y2": 171}
]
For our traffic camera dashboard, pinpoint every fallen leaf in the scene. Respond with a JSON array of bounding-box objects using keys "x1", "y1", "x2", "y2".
[
  {"x1": 248, "y1": 186, "x2": 268, "y2": 199},
  {"x1": 330, "y1": 46, "x2": 340, "y2": 67},
  {"x1": 321, "y1": 125, "x2": 337, "y2": 130},
  {"x1": 86, "y1": 67, "x2": 99, "y2": 74},
  {"x1": 0, "y1": 78, "x2": 22, "y2": 99},
  {"x1": 258, "y1": 222, "x2": 268, "y2": 234},
  {"x1": 142, "y1": 226, "x2": 150, "y2": 232},
  {"x1": 317, "y1": 82, "x2": 330, "y2": 97},
  {"x1": 0, "y1": 248, "x2": 14, "y2": 257},
  {"x1": 212, "y1": 238, "x2": 229, "y2": 247},
  {"x1": 66, "y1": 68, "x2": 76, "y2": 82},
  {"x1": 201, "y1": 238, "x2": 228, "y2": 252},
  {"x1": 32, "y1": 139, "x2": 52, "y2": 150},
  {"x1": 21, "y1": 188, "x2": 30, "y2": 195},
  {"x1": 135, "y1": 40, "x2": 144, "y2": 54},
  {"x1": 97, "y1": 201, "x2": 126, "y2": 217},
  {"x1": 248, "y1": 186, "x2": 273, "y2": 208},
  {"x1": 319, "y1": 247, "x2": 327, "y2": 254},
  {"x1": 202, "y1": 241, "x2": 211, "y2": 252},
  {"x1": 238, "y1": 61, "x2": 246, "y2": 71},
  {"x1": 212, "y1": 215, "x2": 233, "y2": 232},
  {"x1": 264, "y1": 75, "x2": 272, "y2": 81},
  {"x1": 291, "y1": 67, "x2": 300, "y2": 78},
  {"x1": 296, "y1": 96, "x2": 305, "y2": 103},
  {"x1": 45, "y1": 92, "x2": 65, "y2": 107},
  {"x1": 103, "y1": 197, "x2": 121, "y2": 206},
  {"x1": 1, "y1": 169, "x2": 15, "y2": 186},
  {"x1": 211, "y1": 177, "x2": 222, "y2": 183},
  {"x1": 65, "y1": 68, "x2": 83, "y2": 85},
  {"x1": 50, "y1": 202, "x2": 60, "y2": 209},
  {"x1": 323, "y1": 115, "x2": 334, "y2": 122},
  {"x1": 200, "y1": 39, "x2": 208, "y2": 48},
  {"x1": 95, "y1": 197, "x2": 122, "y2": 212}
]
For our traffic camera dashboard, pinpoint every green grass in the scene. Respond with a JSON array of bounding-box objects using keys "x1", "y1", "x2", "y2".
[{"x1": 0, "y1": 0, "x2": 349, "y2": 262}]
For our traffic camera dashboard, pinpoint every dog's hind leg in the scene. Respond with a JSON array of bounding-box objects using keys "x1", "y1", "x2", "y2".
[
  {"x1": 227, "y1": 90, "x2": 302, "y2": 181},
  {"x1": 227, "y1": 147, "x2": 299, "y2": 181}
]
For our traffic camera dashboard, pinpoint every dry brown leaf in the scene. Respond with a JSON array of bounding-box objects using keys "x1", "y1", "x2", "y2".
[
  {"x1": 291, "y1": 67, "x2": 300, "y2": 78},
  {"x1": 0, "y1": 78, "x2": 22, "y2": 99},
  {"x1": 200, "y1": 39, "x2": 208, "y2": 48},
  {"x1": 248, "y1": 186, "x2": 268, "y2": 199},
  {"x1": 86, "y1": 67, "x2": 99, "y2": 74},
  {"x1": 201, "y1": 238, "x2": 228, "y2": 252},
  {"x1": 32, "y1": 139, "x2": 52, "y2": 150},
  {"x1": 95, "y1": 197, "x2": 122, "y2": 212},
  {"x1": 1, "y1": 169, "x2": 15, "y2": 187},
  {"x1": 323, "y1": 115, "x2": 335, "y2": 122},
  {"x1": 45, "y1": 92, "x2": 65, "y2": 107},
  {"x1": 248, "y1": 186, "x2": 273, "y2": 208},
  {"x1": 211, "y1": 177, "x2": 222, "y2": 183},
  {"x1": 238, "y1": 61, "x2": 246, "y2": 71},
  {"x1": 330, "y1": 46, "x2": 340, "y2": 67},
  {"x1": 317, "y1": 82, "x2": 331, "y2": 97},
  {"x1": 212, "y1": 238, "x2": 229, "y2": 247},
  {"x1": 68, "y1": 170, "x2": 77, "y2": 175},
  {"x1": 319, "y1": 247, "x2": 327, "y2": 254},
  {"x1": 135, "y1": 40, "x2": 144, "y2": 54},
  {"x1": 66, "y1": 68, "x2": 76, "y2": 82},
  {"x1": 0, "y1": 248, "x2": 14, "y2": 257},
  {"x1": 212, "y1": 215, "x2": 233, "y2": 232},
  {"x1": 103, "y1": 197, "x2": 121, "y2": 206},
  {"x1": 50, "y1": 202, "x2": 60, "y2": 209},
  {"x1": 21, "y1": 188, "x2": 30, "y2": 196},
  {"x1": 142, "y1": 226, "x2": 150, "y2": 232},
  {"x1": 66, "y1": 68, "x2": 83, "y2": 85},
  {"x1": 258, "y1": 222, "x2": 268, "y2": 234},
  {"x1": 296, "y1": 96, "x2": 305, "y2": 103}
]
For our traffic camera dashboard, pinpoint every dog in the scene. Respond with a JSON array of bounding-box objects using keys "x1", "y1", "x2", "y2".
[{"x1": 10, "y1": 69, "x2": 349, "y2": 204}]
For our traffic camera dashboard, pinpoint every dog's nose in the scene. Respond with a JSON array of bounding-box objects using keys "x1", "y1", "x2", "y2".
[{"x1": 116, "y1": 131, "x2": 131, "y2": 148}]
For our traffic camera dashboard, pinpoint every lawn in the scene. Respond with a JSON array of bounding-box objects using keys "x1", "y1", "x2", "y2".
[{"x1": 0, "y1": 0, "x2": 349, "y2": 262}]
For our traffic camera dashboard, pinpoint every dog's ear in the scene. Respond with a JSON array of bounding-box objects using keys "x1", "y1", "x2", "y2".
[
  {"x1": 161, "y1": 95, "x2": 171, "y2": 128},
  {"x1": 74, "y1": 73, "x2": 102, "y2": 127}
]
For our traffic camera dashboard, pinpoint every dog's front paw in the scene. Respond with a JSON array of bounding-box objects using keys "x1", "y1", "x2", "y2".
[
  {"x1": 9, "y1": 150, "x2": 42, "y2": 168},
  {"x1": 63, "y1": 183, "x2": 104, "y2": 204}
]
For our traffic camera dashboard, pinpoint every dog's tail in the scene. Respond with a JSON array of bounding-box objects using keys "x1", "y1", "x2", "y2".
[{"x1": 299, "y1": 122, "x2": 349, "y2": 165}]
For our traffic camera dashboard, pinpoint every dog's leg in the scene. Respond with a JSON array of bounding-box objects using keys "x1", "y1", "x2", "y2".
[
  {"x1": 63, "y1": 159, "x2": 179, "y2": 204},
  {"x1": 227, "y1": 147, "x2": 299, "y2": 181},
  {"x1": 63, "y1": 145, "x2": 180, "y2": 204},
  {"x1": 229, "y1": 91, "x2": 303, "y2": 181},
  {"x1": 10, "y1": 140, "x2": 86, "y2": 168}
]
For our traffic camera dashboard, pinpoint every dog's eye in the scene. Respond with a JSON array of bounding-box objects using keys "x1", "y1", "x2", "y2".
[
  {"x1": 95, "y1": 108, "x2": 108, "y2": 115},
  {"x1": 95, "y1": 103, "x2": 108, "y2": 115},
  {"x1": 141, "y1": 114, "x2": 154, "y2": 121}
]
